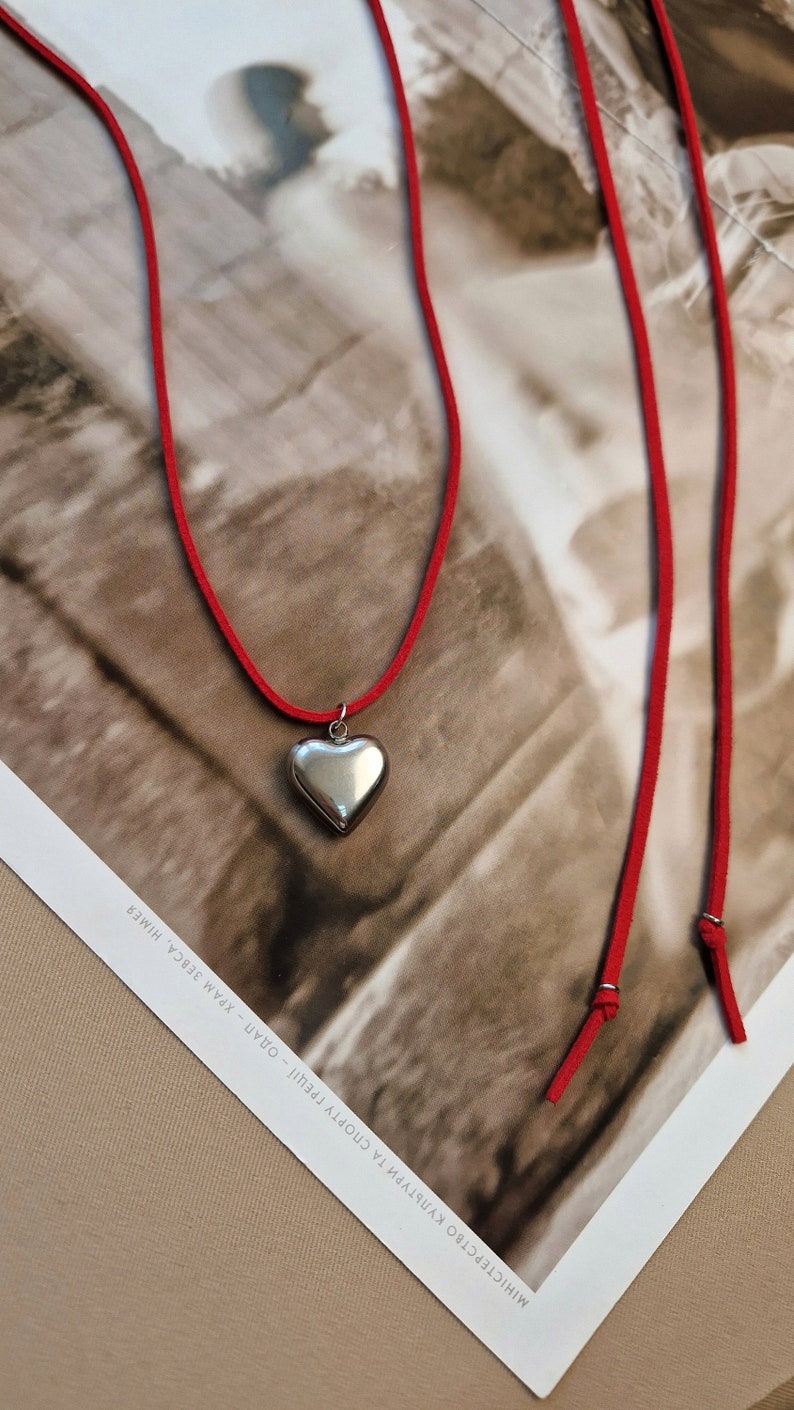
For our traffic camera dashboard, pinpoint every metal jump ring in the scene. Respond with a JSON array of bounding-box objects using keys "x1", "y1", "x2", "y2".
[
  {"x1": 597, "y1": 983, "x2": 620, "y2": 993},
  {"x1": 328, "y1": 703, "x2": 349, "y2": 743}
]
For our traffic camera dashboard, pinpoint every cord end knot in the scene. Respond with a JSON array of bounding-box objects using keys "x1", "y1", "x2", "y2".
[
  {"x1": 545, "y1": 984, "x2": 621, "y2": 1104},
  {"x1": 698, "y1": 914, "x2": 747, "y2": 1044},
  {"x1": 591, "y1": 984, "x2": 620, "y2": 1021},
  {"x1": 698, "y1": 913, "x2": 726, "y2": 950}
]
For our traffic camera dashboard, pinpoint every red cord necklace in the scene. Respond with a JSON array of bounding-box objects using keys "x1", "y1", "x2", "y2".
[{"x1": 0, "y1": 1, "x2": 746, "y2": 1098}]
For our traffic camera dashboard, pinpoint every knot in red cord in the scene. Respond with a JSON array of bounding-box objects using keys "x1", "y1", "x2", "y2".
[
  {"x1": 591, "y1": 989, "x2": 620, "y2": 1021},
  {"x1": 698, "y1": 916, "x2": 726, "y2": 950}
]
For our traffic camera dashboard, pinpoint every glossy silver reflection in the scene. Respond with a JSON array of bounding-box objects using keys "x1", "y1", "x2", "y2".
[{"x1": 287, "y1": 732, "x2": 389, "y2": 834}]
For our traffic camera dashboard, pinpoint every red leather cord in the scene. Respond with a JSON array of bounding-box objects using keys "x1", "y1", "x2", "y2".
[
  {"x1": 0, "y1": 1, "x2": 461, "y2": 725},
  {"x1": 547, "y1": 0, "x2": 745, "y2": 1103}
]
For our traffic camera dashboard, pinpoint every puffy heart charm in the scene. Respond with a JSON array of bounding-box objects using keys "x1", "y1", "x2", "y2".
[{"x1": 287, "y1": 723, "x2": 389, "y2": 834}]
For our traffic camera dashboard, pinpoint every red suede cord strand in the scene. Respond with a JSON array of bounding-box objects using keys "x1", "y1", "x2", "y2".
[
  {"x1": 547, "y1": 0, "x2": 745, "y2": 1104},
  {"x1": 546, "y1": 0, "x2": 673, "y2": 1103},
  {"x1": 0, "y1": 1, "x2": 461, "y2": 725},
  {"x1": 646, "y1": 0, "x2": 746, "y2": 1043}
]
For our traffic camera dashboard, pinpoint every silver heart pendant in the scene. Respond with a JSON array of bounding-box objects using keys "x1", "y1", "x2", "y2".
[{"x1": 287, "y1": 720, "x2": 389, "y2": 835}]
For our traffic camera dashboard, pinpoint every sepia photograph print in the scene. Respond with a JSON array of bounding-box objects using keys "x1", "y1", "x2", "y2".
[{"x1": 0, "y1": 0, "x2": 792, "y2": 1393}]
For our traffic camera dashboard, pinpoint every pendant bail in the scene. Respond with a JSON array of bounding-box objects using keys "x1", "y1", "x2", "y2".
[{"x1": 328, "y1": 702, "x2": 349, "y2": 743}]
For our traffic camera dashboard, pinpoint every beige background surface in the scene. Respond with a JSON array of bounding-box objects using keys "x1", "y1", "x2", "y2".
[
  {"x1": 0, "y1": 859, "x2": 791, "y2": 1410},
  {"x1": 757, "y1": 1379, "x2": 794, "y2": 1410}
]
